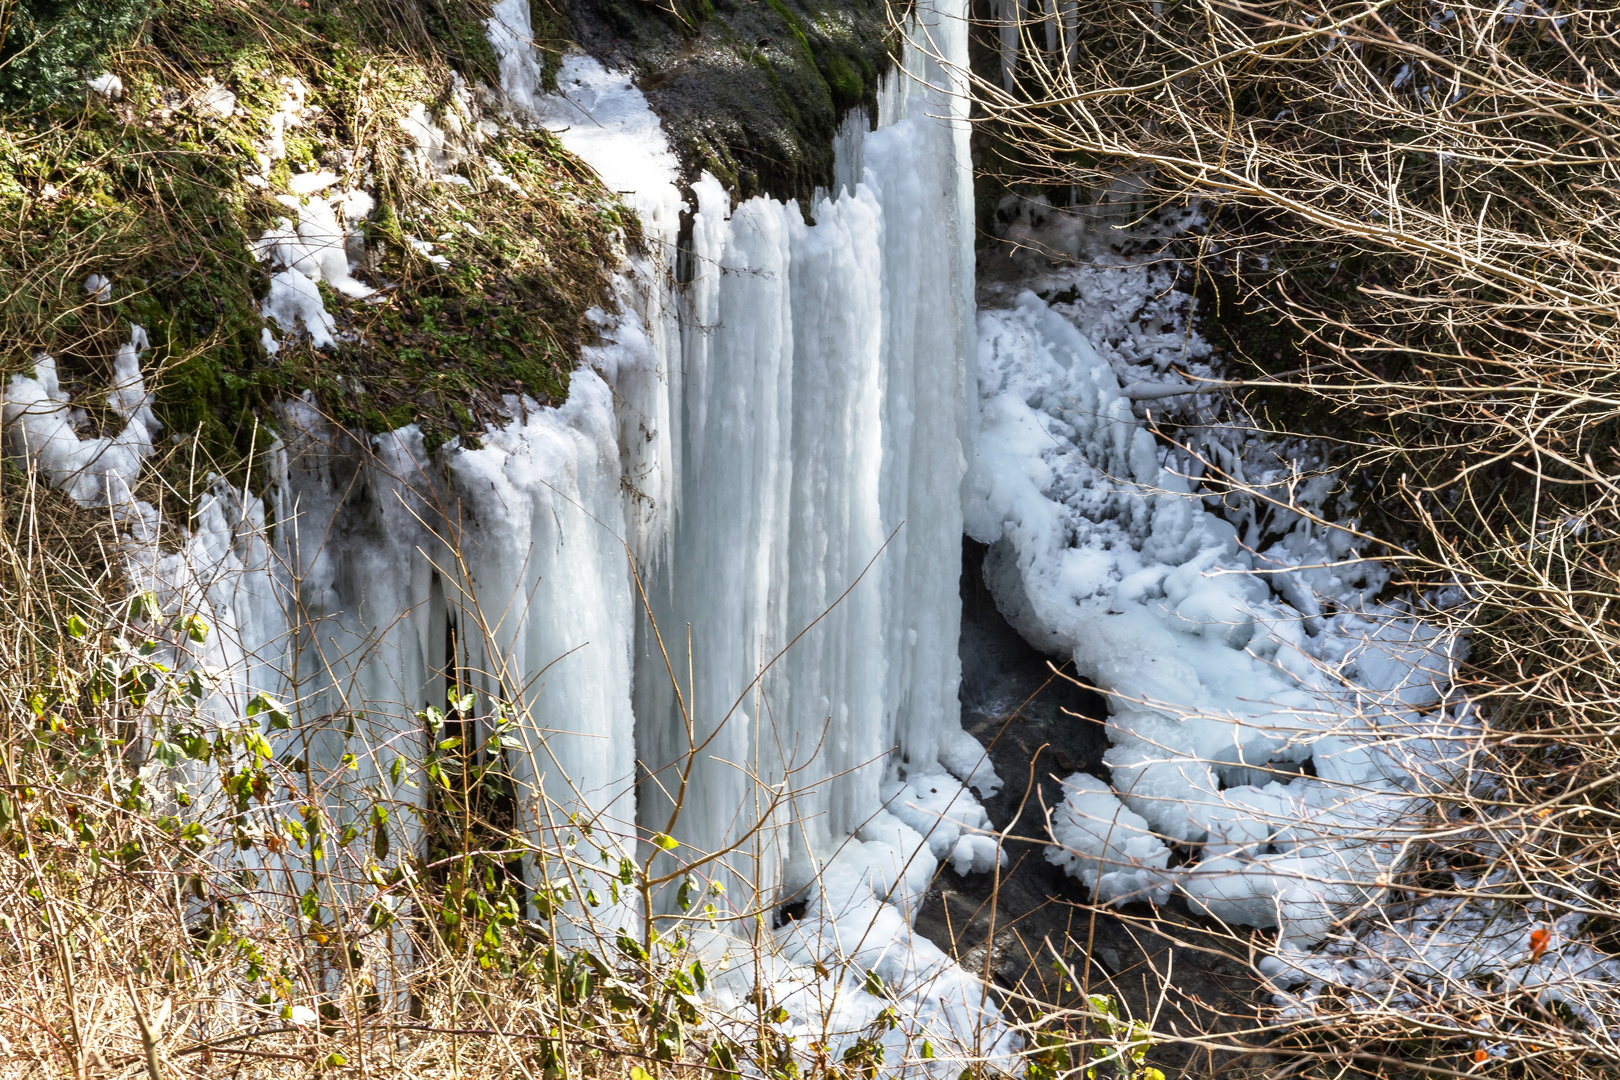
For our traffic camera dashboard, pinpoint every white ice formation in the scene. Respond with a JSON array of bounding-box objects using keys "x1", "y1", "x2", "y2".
[
  {"x1": 252, "y1": 187, "x2": 377, "y2": 350},
  {"x1": 967, "y1": 270, "x2": 1478, "y2": 944},
  {"x1": 963, "y1": 201, "x2": 1620, "y2": 1031},
  {"x1": 520, "y1": 9, "x2": 1013, "y2": 1060},
  {"x1": 239, "y1": 67, "x2": 379, "y2": 351},
  {"x1": 2, "y1": 328, "x2": 162, "y2": 538},
  {"x1": 88, "y1": 72, "x2": 125, "y2": 100},
  {"x1": 964, "y1": 263, "x2": 1478, "y2": 944}
]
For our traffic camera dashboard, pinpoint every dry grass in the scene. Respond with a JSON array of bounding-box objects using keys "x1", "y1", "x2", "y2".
[
  {"x1": 0, "y1": 435, "x2": 1062, "y2": 1080},
  {"x1": 956, "y1": 0, "x2": 1620, "y2": 1074}
]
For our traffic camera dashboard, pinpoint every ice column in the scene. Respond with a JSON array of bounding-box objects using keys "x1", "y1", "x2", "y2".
[{"x1": 546, "y1": 14, "x2": 991, "y2": 912}]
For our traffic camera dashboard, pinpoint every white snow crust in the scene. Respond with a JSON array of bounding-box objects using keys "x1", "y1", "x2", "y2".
[{"x1": 2, "y1": 328, "x2": 162, "y2": 538}]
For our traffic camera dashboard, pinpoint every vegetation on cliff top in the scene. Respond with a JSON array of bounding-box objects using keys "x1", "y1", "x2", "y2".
[{"x1": 0, "y1": 0, "x2": 624, "y2": 505}]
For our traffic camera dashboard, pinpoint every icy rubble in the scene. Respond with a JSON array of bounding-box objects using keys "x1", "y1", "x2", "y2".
[{"x1": 964, "y1": 280, "x2": 1477, "y2": 944}]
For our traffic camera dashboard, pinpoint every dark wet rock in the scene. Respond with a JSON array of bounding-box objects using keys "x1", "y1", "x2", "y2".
[{"x1": 560, "y1": 0, "x2": 903, "y2": 206}]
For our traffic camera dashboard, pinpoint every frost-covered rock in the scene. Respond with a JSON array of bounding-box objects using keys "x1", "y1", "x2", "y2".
[{"x1": 1046, "y1": 772, "x2": 1173, "y2": 904}]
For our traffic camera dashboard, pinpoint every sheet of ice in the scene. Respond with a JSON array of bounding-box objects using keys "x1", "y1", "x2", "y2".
[
  {"x1": 262, "y1": 77, "x2": 307, "y2": 164},
  {"x1": 623, "y1": 19, "x2": 992, "y2": 907},
  {"x1": 260, "y1": 269, "x2": 337, "y2": 348},
  {"x1": 194, "y1": 80, "x2": 237, "y2": 117},
  {"x1": 400, "y1": 82, "x2": 486, "y2": 186},
  {"x1": 486, "y1": 0, "x2": 544, "y2": 116},
  {"x1": 517, "y1": 49, "x2": 685, "y2": 557}
]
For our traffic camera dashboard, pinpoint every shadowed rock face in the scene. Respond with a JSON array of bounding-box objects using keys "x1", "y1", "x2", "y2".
[
  {"x1": 914, "y1": 538, "x2": 1264, "y2": 1074},
  {"x1": 561, "y1": 0, "x2": 901, "y2": 208}
]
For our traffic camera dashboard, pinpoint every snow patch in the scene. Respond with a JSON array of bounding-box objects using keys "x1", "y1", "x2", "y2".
[{"x1": 88, "y1": 72, "x2": 124, "y2": 100}]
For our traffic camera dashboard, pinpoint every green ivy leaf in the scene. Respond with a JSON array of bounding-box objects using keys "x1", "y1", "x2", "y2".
[
  {"x1": 127, "y1": 592, "x2": 160, "y2": 623},
  {"x1": 616, "y1": 930, "x2": 648, "y2": 962},
  {"x1": 245, "y1": 731, "x2": 273, "y2": 760},
  {"x1": 174, "y1": 613, "x2": 210, "y2": 643},
  {"x1": 247, "y1": 693, "x2": 291, "y2": 730}
]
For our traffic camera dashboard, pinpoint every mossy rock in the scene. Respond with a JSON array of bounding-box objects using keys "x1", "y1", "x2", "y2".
[
  {"x1": 561, "y1": 0, "x2": 904, "y2": 207},
  {"x1": 0, "y1": 0, "x2": 625, "y2": 509}
]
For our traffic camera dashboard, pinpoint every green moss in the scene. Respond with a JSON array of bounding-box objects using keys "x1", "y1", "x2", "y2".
[
  {"x1": 528, "y1": 0, "x2": 569, "y2": 90},
  {"x1": 0, "y1": 0, "x2": 152, "y2": 112},
  {"x1": 418, "y1": 0, "x2": 503, "y2": 85},
  {"x1": 0, "y1": 0, "x2": 626, "y2": 506},
  {"x1": 819, "y1": 50, "x2": 862, "y2": 110}
]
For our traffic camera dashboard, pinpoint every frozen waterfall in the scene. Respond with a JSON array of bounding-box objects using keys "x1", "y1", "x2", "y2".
[{"x1": 0, "y1": 0, "x2": 1013, "y2": 1061}]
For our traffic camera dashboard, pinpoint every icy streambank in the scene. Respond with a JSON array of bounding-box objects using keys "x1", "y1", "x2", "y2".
[
  {"x1": 966, "y1": 284, "x2": 1475, "y2": 943},
  {"x1": 962, "y1": 260, "x2": 1620, "y2": 1023}
]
